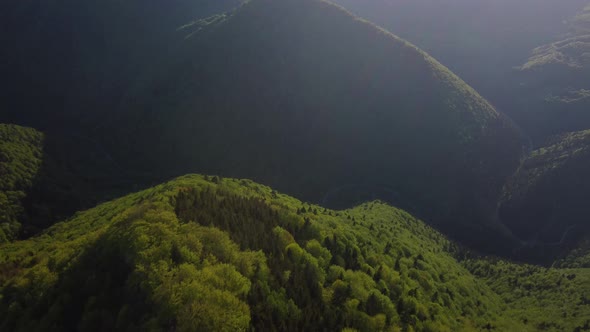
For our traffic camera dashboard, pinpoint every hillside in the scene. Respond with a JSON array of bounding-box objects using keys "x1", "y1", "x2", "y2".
[
  {"x1": 521, "y1": 4, "x2": 590, "y2": 72},
  {"x1": 0, "y1": 124, "x2": 43, "y2": 242},
  {"x1": 2, "y1": 2, "x2": 590, "y2": 330},
  {"x1": 464, "y1": 257, "x2": 590, "y2": 332},
  {"x1": 557, "y1": 237, "x2": 590, "y2": 269},
  {"x1": 513, "y1": 3, "x2": 590, "y2": 141},
  {"x1": 0, "y1": 0, "x2": 526, "y2": 256},
  {"x1": 0, "y1": 0, "x2": 243, "y2": 129},
  {"x1": 499, "y1": 130, "x2": 590, "y2": 263},
  {"x1": 331, "y1": 0, "x2": 587, "y2": 122},
  {"x1": 100, "y1": 0, "x2": 524, "y2": 255},
  {"x1": 0, "y1": 123, "x2": 167, "y2": 241},
  {"x1": 0, "y1": 0, "x2": 246, "y2": 233},
  {"x1": 1, "y1": 175, "x2": 589, "y2": 331}
]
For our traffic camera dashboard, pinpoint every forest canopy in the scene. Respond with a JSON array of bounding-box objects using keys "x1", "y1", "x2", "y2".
[
  {"x1": 0, "y1": 124, "x2": 43, "y2": 242},
  {"x1": 1, "y1": 175, "x2": 588, "y2": 331}
]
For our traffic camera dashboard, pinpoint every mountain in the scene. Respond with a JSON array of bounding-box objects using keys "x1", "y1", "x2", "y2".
[
  {"x1": 495, "y1": 6, "x2": 590, "y2": 260},
  {"x1": 1, "y1": 174, "x2": 589, "y2": 331},
  {"x1": 0, "y1": 122, "x2": 166, "y2": 240},
  {"x1": 0, "y1": 0, "x2": 246, "y2": 231},
  {"x1": 1, "y1": 0, "x2": 527, "y2": 255},
  {"x1": 3, "y1": 1, "x2": 590, "y2": 330},
  {"x1": 96, "y1": 0, "x2": 525, "y2": 255},
  {"x1": 330, "y1": 0, "x2": 587, "y2": 119},
  {"x1": 0, "y1": 125, "x2": 43, "y2": 242},
  {"x1": 0, "y1": 0, "x2": 243, "y2": 128},
  {"x1": 499, "y1": 129, "x2": 590, "y2": 263},
  {"x1": 1, "y1": 2, "x2": 247, "y2": 238},
  {"x1": 512, "y1": 3, "x2": 590, "y2": 141}
]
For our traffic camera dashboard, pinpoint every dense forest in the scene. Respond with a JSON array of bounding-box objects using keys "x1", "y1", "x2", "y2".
[
  {"x1": 1, "y1": 175, "x2": 589, "y2": 331},
  {"x1": 0, "y1": 125, "x2": 43, "y2": 242},
  {"x1": 2, "y1": 0, "x2": 590, "y2": 330}
]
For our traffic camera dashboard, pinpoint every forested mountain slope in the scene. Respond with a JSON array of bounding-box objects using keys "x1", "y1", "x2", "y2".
[
  {"x1": 103, "y1": 0, "x2": 524, "y2": 255},
  {"x1": 1, "y1": 175, "x2": 589, "y2": 331},
  {"x1": 500, "y1": 129, "x2": 590, "y2": 263},
  {"x1": 0, "y1": 125, "x2": 43, "y2": 242}
]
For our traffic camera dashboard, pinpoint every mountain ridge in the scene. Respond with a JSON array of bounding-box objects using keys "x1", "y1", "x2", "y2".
[
  {"x1": 1, "y1": 174, "x2": 589, "y2": 331},
  {"x1": 101, "y1": 0, "x2": 524, "y2": 256}
]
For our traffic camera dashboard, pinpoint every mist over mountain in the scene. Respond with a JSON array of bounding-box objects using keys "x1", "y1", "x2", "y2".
[
  {"x1": 512, "y1": 4, "x2": 590, "y2": 142},
  {"x1": 332, "y1": 1, "x2": 584, "y2": 97},
  {"x1": 330, "y1": 0, "x2": 589, "y2": 143}
]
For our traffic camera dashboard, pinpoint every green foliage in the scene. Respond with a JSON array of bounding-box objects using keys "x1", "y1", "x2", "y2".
[
  {"x1": 504, "y1": 129, "x2": 590, "y2": 197},
  {"x1": 2, "y1": 174, "x2": 587, "y2": 331},
  {"x1": 0, "y1": 124, "x2": 43, "y2": 242},
  {"x1": 556, "y1": 236, "x2": 590, "y2": 268},
  {"x1": 464, "y1": 258, "x2": 590, "y2": 331}
]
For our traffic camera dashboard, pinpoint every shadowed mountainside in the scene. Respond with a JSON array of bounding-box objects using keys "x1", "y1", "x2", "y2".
[
  {"x1": 0, "y1": 0, "x2": 243, "y2": 129},
  {"x1": 103, "y1": 0, "x2": 525, "y2": 255},
  {"x1": 331, "y1": 0, "x2": 587, "y2": 122},
  {"x1": 500, "y1": 129, "x2": 590, "y2": 263},
  {"x1": 2, "y1": 0, "x2": 534, "y2": 259}
]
